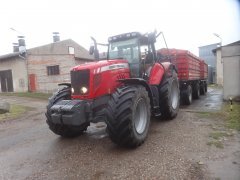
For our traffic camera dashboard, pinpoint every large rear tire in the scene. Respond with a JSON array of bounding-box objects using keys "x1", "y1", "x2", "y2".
[
  {"x1": 46, "y1": 87, "x2": 89, "y2": 137},
  {"x1": 158, "y1": 70, "x2": 180, "y2": 119},
  {"x1": 105, "y1": 85, "x2": 151, "y2": 148}
]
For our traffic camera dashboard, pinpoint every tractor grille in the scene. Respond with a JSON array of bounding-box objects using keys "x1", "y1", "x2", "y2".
[{"x1": 71, "y1": 69, "x2": 90, "y2": 95}]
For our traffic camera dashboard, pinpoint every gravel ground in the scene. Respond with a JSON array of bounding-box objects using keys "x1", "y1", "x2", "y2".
[{"x1": 0, "y1": 87, "x2": 239, "y2": 180}]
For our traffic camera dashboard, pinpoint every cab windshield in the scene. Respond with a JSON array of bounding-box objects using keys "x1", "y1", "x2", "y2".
[{"x1": 108, "y1": 38, "x2": 139, "y2": 63}]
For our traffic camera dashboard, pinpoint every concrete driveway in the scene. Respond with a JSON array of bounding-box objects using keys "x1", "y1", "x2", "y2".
[{"x1": 0, "y1": 87, "x2": 239, "y2": 180}]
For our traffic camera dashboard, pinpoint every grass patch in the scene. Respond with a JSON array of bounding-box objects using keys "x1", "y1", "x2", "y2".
[
  {"x1": 207, "y1": 141, "x2": 224, "y2": 149},
  {"x1": 208, "y1": 84, "x2": 217, "y2": 87},
  {"x1": 224, "y1": 103, "x2": 240, "y2": 131},
  {"x1": 196, "y1": 111, "x2": 212, "y2": 118},
  {"x1": 209, "y1": 131, "x2": 229, "y2": 140},
  {"x1": 208, "y1": 84, "x2": 222, "y2": 89},
  {"x1": 197, "y1": 102, "x2": 240, "y2": 131},
  {"x1": 0, "y1": 92, "x2": 52, "y2": 100},
  {"x1": 0, "y1": 104, "x2": 33, "y2": 121}
]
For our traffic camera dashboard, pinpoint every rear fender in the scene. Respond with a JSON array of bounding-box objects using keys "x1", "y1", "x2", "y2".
[
  {"x1": 148, "y1": 63, "x2": 165, "y2": 85},
  {"x1": 161, "y1": 62, "x2": 177, "y2": 78}
]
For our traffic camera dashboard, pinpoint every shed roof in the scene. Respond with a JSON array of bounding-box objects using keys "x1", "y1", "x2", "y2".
[
  {"x1": 212, "y1": 40, "x2": 240, "y2": 53},
  {"x1": 0, "y1": 39, "x2": 94, "y2": 61},
  {"x1": 28, "y1": 39, "x2": 94, "y2": 60},
  {"x1": 0, "y1": 52, "x2": 20, "y2": 60}
]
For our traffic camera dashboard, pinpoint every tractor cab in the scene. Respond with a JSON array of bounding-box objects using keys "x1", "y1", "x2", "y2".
[{"x1": 107, "y1": 32, "x2": 157, "y2": 78}]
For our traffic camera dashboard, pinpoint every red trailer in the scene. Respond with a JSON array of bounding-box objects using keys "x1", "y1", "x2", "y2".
[
  {"x1": 158, "y1": 48, "x2": 208, "y2": 105},
  {"x1": 200, "y1": 60, "x2": 208, "y2": 80}
]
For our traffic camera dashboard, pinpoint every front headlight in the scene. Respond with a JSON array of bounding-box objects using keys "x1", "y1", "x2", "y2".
[
  {"x1": 71, "y1": 87, "x2": 75, "y2": 94},
  {"x1": 80, "y1": 87, "x2": 88, "y2": 94}
]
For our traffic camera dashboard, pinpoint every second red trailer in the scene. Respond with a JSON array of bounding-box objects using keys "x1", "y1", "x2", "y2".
[{"x1": 158, "y1": 48, "x2": 208, "y2": 105}]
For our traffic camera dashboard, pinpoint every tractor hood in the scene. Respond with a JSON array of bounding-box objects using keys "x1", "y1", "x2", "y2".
[
  {"x1": 70, "y1": 59, "x2": 130, "y2": 100},
  {"x1": 71, "y1": 59, "x2": 129, "y2": 72}
]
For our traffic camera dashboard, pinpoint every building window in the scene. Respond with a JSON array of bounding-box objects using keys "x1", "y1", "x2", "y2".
[
  {"x1": 68, "y1": 46, "x2": 75, "y2": 55},
  {"x1": 47, "y1": 65, "x2": 60, "y2": 75}
]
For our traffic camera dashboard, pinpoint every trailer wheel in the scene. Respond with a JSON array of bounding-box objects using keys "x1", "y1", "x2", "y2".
[
  {"x1": 200, "y1": 84, "x2": 206, "y2": 95},
  {"x1": 204, "y1": 83, "x2": 208, "y2": 93},
  {"x1": 46, "y1": 87, "x2": 89, "y2": 137},
  {"x1": 105, "y1": 85, "x2": 151, "y2": 147},
  {"x1": 182, "y1": 85, "x2": 192, "y2": 105},
  {"x1": 158, "y1": 70, "x2": 180, "y2": 119},
  {"x1": 193, "y1": 83, "x2": 200, "y2": 99}
]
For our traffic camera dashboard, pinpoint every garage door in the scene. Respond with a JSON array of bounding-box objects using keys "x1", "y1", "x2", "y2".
[{"x1": 0, "y1": 70, "x2": 14, "y2": 92}]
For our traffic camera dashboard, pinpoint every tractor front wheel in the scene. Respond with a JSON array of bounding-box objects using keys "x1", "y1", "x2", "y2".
[
  {"x1": 46, "y1": 86, "x2": 89, "y2": 137},
  {"x1": 105, "y1": 85, "x2": 151, "y2": 148}
]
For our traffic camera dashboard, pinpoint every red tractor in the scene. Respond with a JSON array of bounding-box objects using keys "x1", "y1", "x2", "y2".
[{"x1": 46, "y1": 32, "x2": 180, "y2": 147}]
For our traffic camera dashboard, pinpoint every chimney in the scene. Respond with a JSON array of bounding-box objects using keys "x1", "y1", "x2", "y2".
[
  {"x1": 53, "y1": 32, "x2": 60, "y2": 42},
  {"x1": 13, "y1": 43, "x2": 19, "y2": 52},
  {"x1": 18, "y1": 36, "x2": 26, "y2": 55}
]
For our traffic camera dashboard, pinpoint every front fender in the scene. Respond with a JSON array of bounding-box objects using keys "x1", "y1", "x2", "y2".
[
  {"x1": 58, "y1": 83, "x2": 71, "y2": 87},
  {"x1": 118, "y1": 78, "x2": 154, "y2": 108}
]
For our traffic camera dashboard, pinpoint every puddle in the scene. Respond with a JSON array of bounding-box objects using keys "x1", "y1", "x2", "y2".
[{"x1": 86, "y1": 122, "x2": 108, "y2": 139}]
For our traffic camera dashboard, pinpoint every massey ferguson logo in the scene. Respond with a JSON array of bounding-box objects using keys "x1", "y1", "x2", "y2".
[
  {"x1": 109, "y1": 64, "x2": 126, "y2": 70},
  {"x1": 99, "y1": 63, "x2": 129, "y2": 73}
]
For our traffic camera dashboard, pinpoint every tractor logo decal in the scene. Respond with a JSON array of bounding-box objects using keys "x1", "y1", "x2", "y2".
[{"x1": 99, "y1": 63, "x2": 129, "y2": 73}]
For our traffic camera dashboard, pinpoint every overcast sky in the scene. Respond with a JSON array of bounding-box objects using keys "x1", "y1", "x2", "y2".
[{"x1": 0, "y1": 0, "x2": 239, "y2": 56}]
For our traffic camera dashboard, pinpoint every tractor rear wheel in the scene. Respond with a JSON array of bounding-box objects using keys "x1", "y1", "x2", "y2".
[
  {"x1": 105, "y1": 85, "x2": 151, "y2": 148},
  {"x1": 158, "y1": 70, "x2": 180, "y2": 119},
  {"x1": 46, "y1": 86, "x2": 89, "y2": 137}
]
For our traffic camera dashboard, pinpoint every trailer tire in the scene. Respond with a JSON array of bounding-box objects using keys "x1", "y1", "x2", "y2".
[
  {"x1": 200, "y1": 84, "x2": 206, "y2": 95},
  {"x1": 182, "y1": 85, "x2": 192, "y2": 105},
  {"x1": 158, "y1": 70, "x2": 180, "y2": 119},
  {"x1": 193, "y1": 83, "x2": 200, "y2": 99},
  {"x1": 105, "y1": 85, "x2": 151, "y2": 147},
  {"x1": 46, "y1": 87, "x2": 89, "y2": 137},
  {"x1": 204, "y1": 83, "x2": 208, "y2": 93}
]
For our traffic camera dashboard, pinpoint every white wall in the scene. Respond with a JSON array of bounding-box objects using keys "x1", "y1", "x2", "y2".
[
  {"x1": 216, "y1": 49, "x2": 223, "y2": 86},
  {"x1": 223, "y1": 44, "x2": 240, "y2": 100},
  {"x1": 0, "y1": 58, "x2": 28, "y2": 92}
]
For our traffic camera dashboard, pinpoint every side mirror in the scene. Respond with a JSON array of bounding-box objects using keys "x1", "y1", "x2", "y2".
[{"x1": 89, "y1": 46, "x2": 95, "y2": 55}]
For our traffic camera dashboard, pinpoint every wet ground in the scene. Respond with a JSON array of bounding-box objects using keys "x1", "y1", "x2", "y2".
[{"x1": 0, "y1": 87, "x2": 239, "y2": 180}]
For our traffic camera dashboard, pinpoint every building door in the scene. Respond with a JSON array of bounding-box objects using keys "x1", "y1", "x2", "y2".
[
  {"x1": 0, "y1": 70, "x2": 14, "y2": 92},
  {"x1": 29, "y1": 74, "x2": 36, "y2": 92}
]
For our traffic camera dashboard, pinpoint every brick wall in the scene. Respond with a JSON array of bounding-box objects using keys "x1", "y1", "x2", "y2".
[{"x1": 27, "y1": 54, "x2": 75, "y2": 93}]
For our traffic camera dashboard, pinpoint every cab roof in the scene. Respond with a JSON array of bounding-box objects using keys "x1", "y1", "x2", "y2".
[{"x1": 108, "y1": 32, "x2": 149, "y2": 45}]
